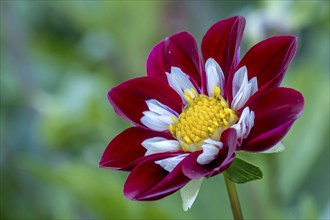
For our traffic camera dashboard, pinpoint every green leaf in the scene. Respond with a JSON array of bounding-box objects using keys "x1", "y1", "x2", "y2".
[{"x1": 224, "y1": 158, "x2": 263, "y2": 184}]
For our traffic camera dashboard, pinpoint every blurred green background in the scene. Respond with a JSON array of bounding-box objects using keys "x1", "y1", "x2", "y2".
[{"x1": 1, "y1": 1, "x2": 329, "y2": 219}]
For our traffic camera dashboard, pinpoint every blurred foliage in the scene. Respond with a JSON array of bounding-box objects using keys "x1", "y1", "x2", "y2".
[{"x1": 1, "y1": 1, "x2": 329, "y2": 219}]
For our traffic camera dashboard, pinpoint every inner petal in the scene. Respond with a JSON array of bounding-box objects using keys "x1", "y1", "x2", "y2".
[
  {"x1": 169, "y1": 87, "x2": 238, "y2": 152},
  {"x1": 231, "y1": 66, "x2": 258, "y2": 111},
  {"x1": 166, "y1": 67, "x2": 198, "y2": 104},
  {"x1": 205, "y1": 58, "x2": 225, "y2": 97},
  {"x1": 141, "y1": 99, "x2": 179, "y2": 131}
]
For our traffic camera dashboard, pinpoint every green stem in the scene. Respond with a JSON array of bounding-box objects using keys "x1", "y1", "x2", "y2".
[{"x1": 224, "y1": 175, "x2": 244, "y2": 220}]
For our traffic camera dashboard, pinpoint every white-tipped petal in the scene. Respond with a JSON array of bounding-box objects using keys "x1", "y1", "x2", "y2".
[
  {"x1": 231, "y1": 107, "x2": 255, "y2": 145},
  {"x1": 197, "y1": 144, "x2": 220, "y2": 165},
  {"x1": 231, "y1": 67, "x2": 249, "y2": 110},
  {"x1": 166, "y1": 72, "x2": 184, "y2": 100},
  {"x1": 249, "y1": 77, "x2": 258, "y2": 95},
  {"x1": 231, "y1": 66, "x2": 258, "y2": 111},
  {"x1": 141, "y1": 112, "x2": 170, "y2": 131},
  {"x1": 205, "y1": 58, "x2": 225, "y2": 96},
  {"x1": 155, "y1": 154, "x2": 188, "y2": 172},
  {"x1": 171, "y1": 67, "x2": 195, "y2": 91},
  {"x1": 261, "y1": 142, "x2": 285, "y2": 153},
  {"x1": 146, "y1": 99, "x2": 178, "y2": 117},
  {"x1": 142, "y1": 137, "x2": 166, "y2": 150},
  {"x1": 157, "y1": 115, "x2": 175, "y2": 124},
  {"x1": 204, "y1": 138, "x2": 223, "y2": 148},
  {"x1": 141, "y1": 99, "x2": 178, "y2": 131},
  {"x1": 180, "y1": 178, "x2": 203, "y2": 211},
  {"x1": 166, "y1": 67, "x2": 197, "y2": 104},
  {"x1": 247, "y1": 111, "x2": 255, "y2": 139},
  {"x1": 232, "y1": 66, "x2": 247, "y2": 97},
  {"x1": 142, "y1": 137, "x2": 181, "y2": 156}
]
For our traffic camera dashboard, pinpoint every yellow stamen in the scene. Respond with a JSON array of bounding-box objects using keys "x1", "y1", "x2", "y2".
[
  {"x1": 213, "y1": 86, "x2": 221, "y2": 98},
  {"x1": 184, "y1": 88, "x2": 197, "y2": 104},
  {"x1": 168, "y1": 86, "x2": 238, "y2": 152}
]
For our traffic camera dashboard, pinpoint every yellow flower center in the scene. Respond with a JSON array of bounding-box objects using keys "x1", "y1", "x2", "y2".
[{"x1": 168, "y1": 87, "x2": 238, "y2": 152}]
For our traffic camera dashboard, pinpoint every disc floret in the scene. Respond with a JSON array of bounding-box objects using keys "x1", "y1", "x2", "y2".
[{"x1": 169, "y1": 87, "x2": 238, "y2": 152}]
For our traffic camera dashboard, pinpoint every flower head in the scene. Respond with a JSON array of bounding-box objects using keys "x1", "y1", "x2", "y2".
[{"x1": 100, "y1": 16, "x2": 304, "y2": 211}]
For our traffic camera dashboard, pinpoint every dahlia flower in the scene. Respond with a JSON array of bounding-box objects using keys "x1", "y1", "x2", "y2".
[{"x1": 100, "y1": 16, "x2": 304, "y2": 211}]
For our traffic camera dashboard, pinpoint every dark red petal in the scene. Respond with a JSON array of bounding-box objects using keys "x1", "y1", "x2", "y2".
[
  {"x1": 201, "y1": 16, "x2": 245, "y2": 81},
  {"x1": 146, "y1": 32, "x2": 202, "y2": 88},
  {"x1": 242, "y1": 120, "x2": 296, "y2": 152},
  {"x1": 182, "y1": 128, "x2": 237, "y2": 179},
  {"x1": 240, "y1": 87, "x2": 304, "y2": 152},
  {"x1": 99, "y1": 127, "x2": 173, "y2": 171},
  {"x1": 108, "y1": 77, "x2": 182, "y2": 127},
  {"x1": 124, "y1": 152, "x2": 189, "y2": 201},
  {"x1": 239, "y1": 36, "x2": 297, "y2": 90},
  {"x1": 181, "y1": 151, "x2": 204, "y2": 179},
  {"x1": 226, "y1": 36, "x2": 297, "y2": 104}
]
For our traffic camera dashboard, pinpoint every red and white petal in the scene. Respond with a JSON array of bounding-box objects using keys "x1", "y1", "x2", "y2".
[
  {"x1": 231, "y1": 66, "x2": 258, "y2": 111},
  {"x1": 142, "y1": 137, "x2": 181, "y2": 156},
  {"x1": 139, "y1": 167, "x2": 190, "y2": 201},
  {"x1": 196, "y1": 139, "x2": 223, "y2": 165},
  {"x1": 141, "y1": 99, "x2": 178, "y2": 131},
  {"x1": 196, "y1": 144, "x2": 220, "y2": 165},
  {"x1": 231, "y1": 107, "x2": 255, "y2": 146},
  {"x1": 155, "y1": 154, "x2": 188, "y2": 172},
  {"x1": 238, "y1": 36, "x2": 297, "y2": 91},
  {"x1": 166, "y1": 67, "x2": 198, "y2": 104},
  {"x1": 124, "y1": 153, "x2": 190, "y2": 201},
  {"x1": 239, "y1": 87, "x2": 304, "y2": 152},
  {"x1": 124, "y1": 152, "x2": 181, "y2": 200},
  {"x1": 145, "y1": 99, "x2": 179, "y2": 117},
  {"x1": 180, "y1": 178, "x2": 203, "y2": 211},
  {"x1": 241, "y1": 120, "x2": 295, "y2": 152},
  {"x1": 182, "y1": 128, "x2": 237, "y2": 179},
  {"x1": 146, "y1": 32, "x2": 202, "y2": 87},
  {"x1": 99, "y1": 127, "x2": 173, "y2": 171},
  {"x1": 205, "y1": 58, "x2": 225, "y2": 96},
  {"x1": 141, "y1": 111, "x2": 173, "y2": 131},
  {"x1": 108, "y1": 77, "x2": 182, "y2": 127},
  {"x1": 202, "y1": 16, "x2": 245, "y2": 80},
  {"x1": 206, "y1": 128, "x2": 237, "y2": 178}
]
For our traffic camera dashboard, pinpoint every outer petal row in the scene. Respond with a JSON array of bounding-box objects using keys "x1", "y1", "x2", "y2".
[{"x1": 144, "y1": 17, "x2": 297, "y2": 108}]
